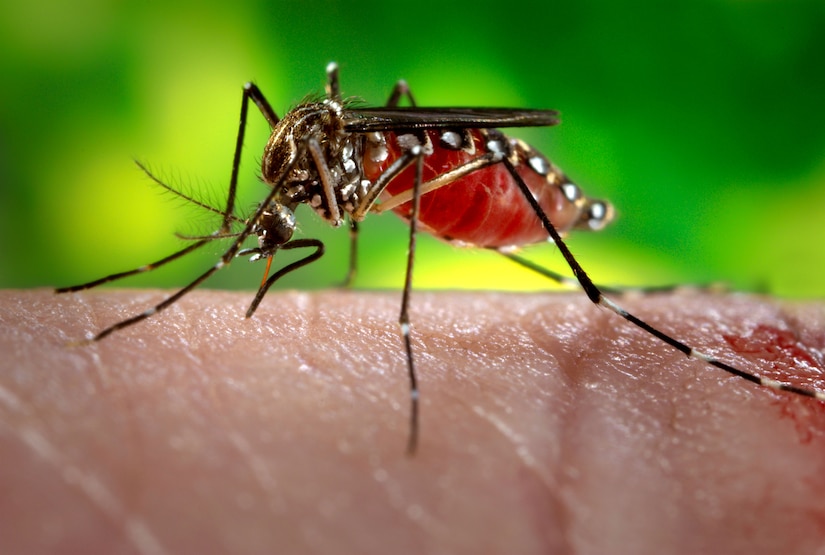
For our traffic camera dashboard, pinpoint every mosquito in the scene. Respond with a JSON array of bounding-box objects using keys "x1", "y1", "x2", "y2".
[{"x1": 57, "y1": 62, "x2": 825, "y2": 454}]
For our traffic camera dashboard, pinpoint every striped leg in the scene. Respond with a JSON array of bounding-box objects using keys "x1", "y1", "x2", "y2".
[
  {"x1": 399, "y1": 145, "x2": 426, "y2": 455},
  {"x1": 501, "y1": 156, "x2": 825, "y2": 404}
]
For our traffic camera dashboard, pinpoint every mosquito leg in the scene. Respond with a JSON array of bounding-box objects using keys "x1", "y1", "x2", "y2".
[
  {"x1": 58, "y1": 81, "x2": 278, "y2": 294},
  {"x1": 56, "y1": 239, "x2": 211, "y2": 293},
  {"x1": 400, "y1": 146, "x2": 425, "y2": 455},
  {"x1": 350, "y1": 148, "x2": 426, "y2": 220},
  {"x1": 77, "y1": 257, "x2": 229, "y2": 342},
  {"x1": 226, "y1": 83, "x2": 280, "y2": 232},
  {"x1": 326, "y1": 62, "x2": 341, "y2": 101},
  {"x1": 498, "y1": 250, "x2": 627, "y2": 296},
  {"x1": 386, "y1": 79, "x2": 417, "y2": 108},
  {"x1": 501, "y1": 250, "x2": 725, "y2": 296},
  {"x1": 307, "y1": 137, "x2": 342, "y2": 225},
  {"x1": 497, "y1": 250, "x2": 590, "y2": 288},
  {"x1": 68, "y1": 155, "x2": 299, "y2": 342},
  {"x1": 501, "y1": 157, "x2": 825, "y2": 403},
  {"x1": 62, "y1": 96, "x2": 301, "y2": 342},
  {"x1": 341, "y1": 218, "x2": 359, "y2": 287}
]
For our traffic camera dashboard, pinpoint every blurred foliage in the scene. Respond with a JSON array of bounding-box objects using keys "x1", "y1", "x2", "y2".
[{"x1": 1, "y1": 0, "x2": 823, "y2": 297}]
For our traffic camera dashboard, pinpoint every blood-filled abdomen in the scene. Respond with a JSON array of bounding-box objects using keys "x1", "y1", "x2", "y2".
[{"x1": 362, "y1": 129, "x2": 590, "y2": 248}]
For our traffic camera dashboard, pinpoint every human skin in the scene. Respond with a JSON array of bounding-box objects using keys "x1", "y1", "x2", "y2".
[{"x1": 1, "y1": 288, "x2": 824, "y2": 554}]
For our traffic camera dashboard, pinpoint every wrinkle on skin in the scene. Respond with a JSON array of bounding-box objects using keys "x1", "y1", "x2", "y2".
[
  {"x1": 2, "y1": 288, "x2": 825, "y2": 554},
  {"x1": 0, "y1": 382, "x2": 169, "y2": 555}
]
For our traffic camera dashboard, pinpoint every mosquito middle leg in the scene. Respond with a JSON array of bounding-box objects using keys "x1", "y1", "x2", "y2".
[
  {"x1": 399, "y1": 145, "x2": 426, "y2": 455},
  {"x1": 386, "y1": 79, "x2": 417, "y2": 108},
  {"x1": 338, "y1": 73, "x2": 420, "y2": 282}
]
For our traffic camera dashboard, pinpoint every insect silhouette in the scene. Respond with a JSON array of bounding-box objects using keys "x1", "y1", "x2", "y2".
[{"x1": 57, "y1": 62, "x2": 825, "y2": 454}]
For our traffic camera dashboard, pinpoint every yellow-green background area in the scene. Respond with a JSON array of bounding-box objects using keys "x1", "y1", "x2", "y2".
[{"x1": 2, "y1": 1, "x2": 824, "y2": 297}]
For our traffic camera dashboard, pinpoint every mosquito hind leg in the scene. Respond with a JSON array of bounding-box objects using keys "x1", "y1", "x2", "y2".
[
  {"x1": 494, "y1": 249, "x2": 591, "y2": 291},
  {"x1": 501, "y1": 156, "x2": 825, "y2": 405},
  {"x1": 498, "y1": 250, "x2": 706, "y2": 296}
]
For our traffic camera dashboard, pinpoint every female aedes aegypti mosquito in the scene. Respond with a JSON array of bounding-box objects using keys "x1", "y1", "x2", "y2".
[{"x1": 57, "y1": 63, "x2": 825, "y2": 453}]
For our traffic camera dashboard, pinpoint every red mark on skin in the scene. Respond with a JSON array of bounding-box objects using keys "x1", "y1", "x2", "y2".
[
  {"x1": 724, "y1": 324, "x2": 822, "y2": 373},
  {"x1": 724, "y1": 324, "x2": 825, "y2": 444}
]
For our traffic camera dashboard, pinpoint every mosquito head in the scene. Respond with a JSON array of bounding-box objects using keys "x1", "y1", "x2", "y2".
[{"x1": 256, "y1": 202, "x2": 296, "y2": 254}]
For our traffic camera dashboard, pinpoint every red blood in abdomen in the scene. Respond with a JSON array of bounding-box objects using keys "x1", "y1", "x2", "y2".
[{"x1": 363, "y1": 130, "x2": 579, "y2": 248}]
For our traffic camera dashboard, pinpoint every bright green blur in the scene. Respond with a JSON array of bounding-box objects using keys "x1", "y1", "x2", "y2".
[{"x1": 1, "y1": 1, "x2": 824, "y2": 296}]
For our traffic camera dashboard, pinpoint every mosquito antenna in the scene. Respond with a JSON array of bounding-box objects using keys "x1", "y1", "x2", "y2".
[{"x1": 136, "y1": 160, "x2": 246, "y2": 224}]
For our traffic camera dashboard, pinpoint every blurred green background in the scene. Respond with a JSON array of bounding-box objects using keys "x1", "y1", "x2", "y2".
[{"x1": 1, "y1": 0, "x2": 824, "y2": 296}]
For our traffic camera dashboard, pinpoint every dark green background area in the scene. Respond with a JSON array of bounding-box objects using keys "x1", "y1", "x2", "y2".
[{"x1": 2, "y1": 1, "x2": 823, "y2": 296}]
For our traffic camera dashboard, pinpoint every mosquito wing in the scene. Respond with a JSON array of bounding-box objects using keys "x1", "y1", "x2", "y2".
[{"x1": 342, "y1": 107, "x2": 560, "y2": 133}]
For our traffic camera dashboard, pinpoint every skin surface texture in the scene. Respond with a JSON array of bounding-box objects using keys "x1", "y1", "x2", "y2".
[{"x1": 1, "y1": 288, "x2": 825, "y2": 555}]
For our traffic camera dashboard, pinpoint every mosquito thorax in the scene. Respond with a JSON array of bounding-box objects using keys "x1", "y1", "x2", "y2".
[{"x1": 261, "y1": 99, "x2": 363, "y2": 226}]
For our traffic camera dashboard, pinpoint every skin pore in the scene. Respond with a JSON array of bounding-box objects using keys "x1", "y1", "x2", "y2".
[{"x1": 1, "y1": 288, "x2": 825, "y2": 554}]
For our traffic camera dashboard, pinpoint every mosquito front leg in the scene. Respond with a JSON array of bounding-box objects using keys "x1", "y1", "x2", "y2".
[
  {"x1": 60, "y1": 97, "x2": 300, "y2": 343},
  {"x1": 54, "y1": 82, "x2": 273, "y2": 295},
  {"x1": 227, "y1": 83, "x2": 280, "y2": 232}
]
